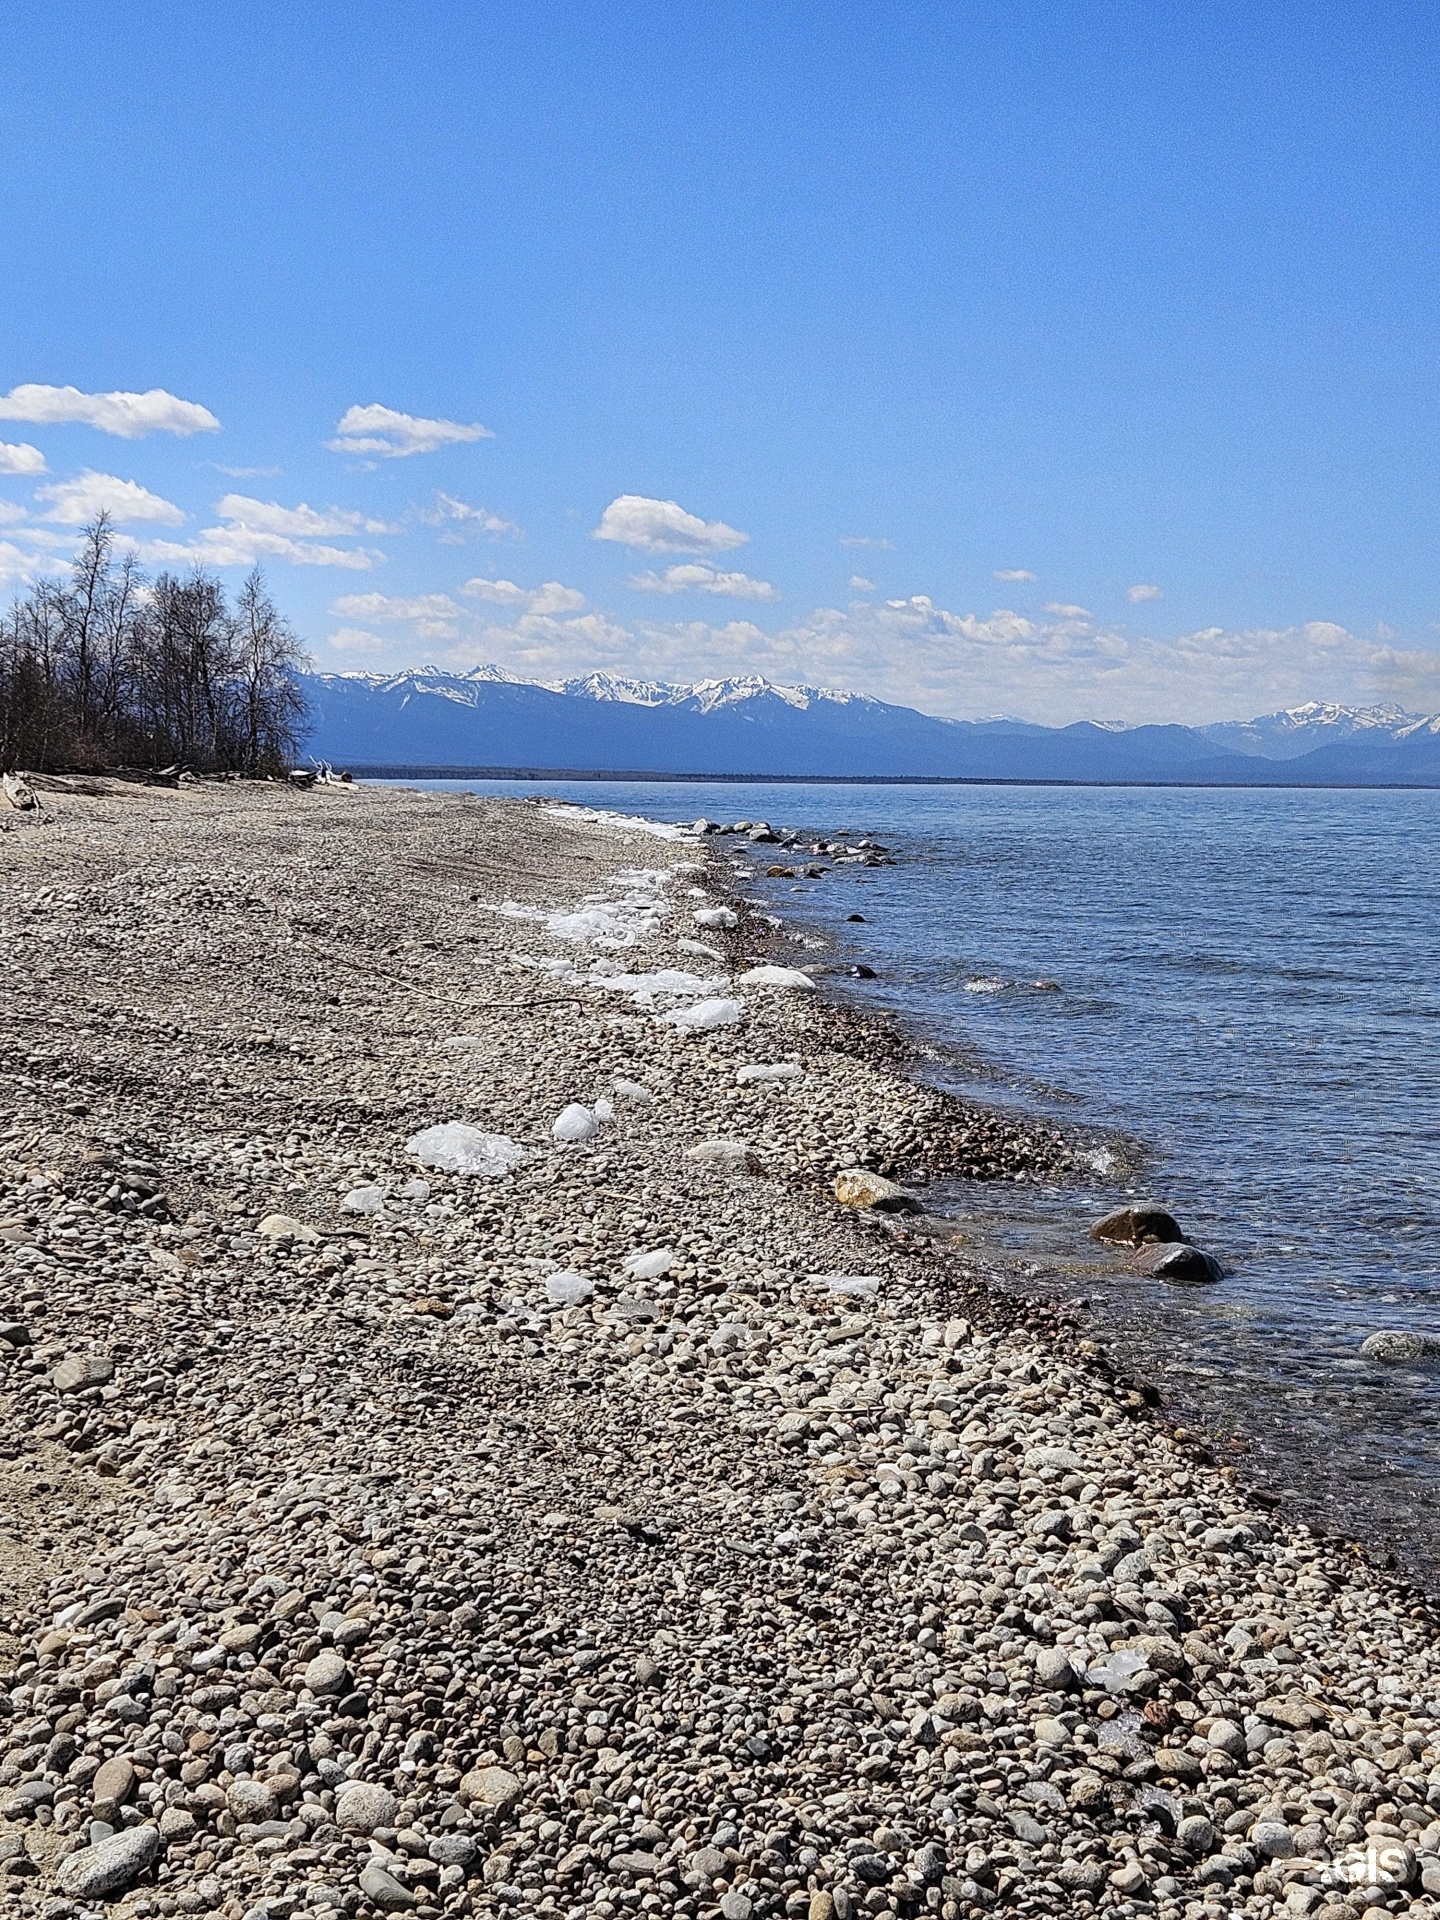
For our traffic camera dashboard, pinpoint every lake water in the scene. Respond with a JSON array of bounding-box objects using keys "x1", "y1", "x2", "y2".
[{"x1": 386, "y1": 777, "x2": 1440, "y2": 1568}]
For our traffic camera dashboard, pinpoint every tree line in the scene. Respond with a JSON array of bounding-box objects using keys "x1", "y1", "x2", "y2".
[{"x1": 0, "y1": 516, "x2": 308, "y2": 774}]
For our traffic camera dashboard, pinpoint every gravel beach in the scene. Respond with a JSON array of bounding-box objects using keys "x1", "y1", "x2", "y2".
[{"x1": 3, "y1": 778, "x2": 1440, "y2": 1920}]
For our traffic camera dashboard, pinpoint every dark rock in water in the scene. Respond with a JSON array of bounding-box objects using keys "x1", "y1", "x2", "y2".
[
  {"x1": 847, "y1": 913, "x2": 867, "y2": 922},
  {"x1": 1361, "y1": 1330, "x2": 1440, "y2": 1362},
  {"x1": 1131, "y1": 1241, "x2": 1223, "y2": 1285},
  {"x1": 1092, "y1": 1204, "x2": 1184, "y2": 1248}
]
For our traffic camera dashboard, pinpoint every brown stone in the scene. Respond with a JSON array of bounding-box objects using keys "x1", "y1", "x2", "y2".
[
  {"x1": 1091, "y1": 1204, "x2": 1183, "y2": 1248},
  {"x1": 91, "y1": 1755, "x2": 136, "y2": 1807}
]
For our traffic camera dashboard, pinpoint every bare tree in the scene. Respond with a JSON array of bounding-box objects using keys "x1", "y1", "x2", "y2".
[{"x1": 0, "y1": 523, "x2": 312, "y2": 775}]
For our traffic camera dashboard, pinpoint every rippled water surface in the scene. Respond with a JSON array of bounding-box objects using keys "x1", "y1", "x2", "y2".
[{"x1": 394, "y1": 778, "x2": 1440, "y2": 1562}]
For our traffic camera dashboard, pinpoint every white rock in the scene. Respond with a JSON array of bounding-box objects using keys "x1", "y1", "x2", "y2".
[
  {"x1": 406, "y1": 1124, "x2": 532, "y2": 1176},
  {"x1": 340, "y1": 1184, "x2": 385, "y2": 1214},
  {"x1": 546, "y1": 1270, "x2": 595, "y2": 1306},
  {"x1": 256, "y1": 1213, "x2": 321, "y2": 1243},
  {"x1": 736, "y1": 1062, "x2": 803, "y2": 1084},
  {"x1": 735, "y1": 965, "x2": 816, "y2": 990},
  {"x1": 623, "y1": 1249, "x2": 674, "y2": 1280},
  {"x1": 335, "y1": 1780, "x2": 398, "y2": 1834},
  {"x1": 55, "y1": 1825, "x2": 160, "y2": 1898},
  {"x1": 664, "y1": 997, "x2": 744, "y2": 1031},
  {"x1": 552, "y1": 1103, "x2": 600, "y2": 1142},
  {"x1": 693, "y1": 907, "x2": 739, "y2": 930}
]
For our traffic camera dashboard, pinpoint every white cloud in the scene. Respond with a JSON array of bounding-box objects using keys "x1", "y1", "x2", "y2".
[
  {"x1": 327, "y1": 627, "x2": 386, "y2": 654},
  {"x1": 139, "y1": 530, "x2": 377, "y2": 571},
  {"x1": 0, "y1": 441, "x2": 46, "y2": 475},
  {"x1": 421, "y1": 493, "x2": 523, "y2": 541},
  {"x1": 1128, "y1": 583, "x2": 1162, "y2": 603},
  {"x1": 462, "y1": 577, "x2": 586, "y2": 615},
  {"x1": 0, "y1": 384, "x2": 219, "y2": 438},
  {"x1": 0, "y1": 500, "x2": 27, "y2": 526},
  {"x1": 216, "y1": 494, "x2": 392, "y2": 537},
  {"x1": 1044, "y1": 601, "x2": 1092, "y2": 619},
  {"x1": 591, "y1": 494, "x2": 748, "y2": 554},
  {"x1": 994, "y1": 568, "x2": 1037, "y2": 582},
  {"x1": 131, "y1": 494, "x2": 387, "y2": 570},
  {"x1": 36, "y1": 470, "x2": 185, "y2": 526},
  {"x1": 209, "y1": 462, "x2": 282, "y2": 478},
  {"x1": 627, "y1": 564, "x2": 777, "y2": 601},
  {"x1": 327, "y1": 405, "x2": 492, "y2": 459},
  {"x1": 332, "y1": 591, "x2": 464, "y2": 623},
  {"x1": 849, "y1": 576, "x2": 876, "y2": 592},
  {"x1": 840, "y1": 534, "x2": 894, "y2": 550}
]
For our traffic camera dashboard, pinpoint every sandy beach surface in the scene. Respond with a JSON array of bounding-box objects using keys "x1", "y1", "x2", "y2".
[{"x1": 2, "y1": 778, "x2": 1439, "y2": 1920}]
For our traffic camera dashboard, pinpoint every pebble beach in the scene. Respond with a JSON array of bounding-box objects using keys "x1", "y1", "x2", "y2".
[{"x1": 3, "y1": 777, "x2": 1440, "y2": 1920}]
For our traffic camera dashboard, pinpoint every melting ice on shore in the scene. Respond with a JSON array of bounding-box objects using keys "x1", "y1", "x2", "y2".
[
  {"x1": 624, "y1": 1248, "x2": 674, "y2": 1280},
  {"x1": 736, "y1": 965, "x2": 816, "y2": 990},
  {"x1": 737, "y1": 1062, "x2": 803, "y2": 1084},
  {"x1": 552, "y1": 1103, "x2": 600, "y2": 1142},
  {"x1": 664, "y1": 997, "x2": 745, "y2": 1031},
  {"x1": 340, "y1": 1184, "x2": 385, "y2": 1214},
  {"x1": 809, "y1": 1273, "x2": 882, "y2": 1295},
  {"x1": 406, "y1": 1124, "x2": 533, "y2": 1177},
  {"x1": 545, "y1": 1270, "x2": 595, "y2": 1306},
  {"x1": 693, "y1": 907, "x2": 738, "y2": 930},
  {"x1": 490, "y1": 867, "x2": 675, "y2": 949}
]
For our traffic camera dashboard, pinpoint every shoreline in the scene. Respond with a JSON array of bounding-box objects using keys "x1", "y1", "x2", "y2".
[{"x1": 3, "y1": 779, "x2": 1440, "y2": 1919}]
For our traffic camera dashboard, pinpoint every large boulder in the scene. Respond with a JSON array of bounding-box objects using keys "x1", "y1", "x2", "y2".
[
  {"x1": 833, "y1": 1168, "x2": 924, "y2": 1214},
  {"x1": 1091, "y1": 1204, "x2": 1183, "y2": 1248},
  {"x1": 55, "y1": 1825, "x2": 160, "y2": 1899},
  {"x1": 1131, "y1": 1241, "x2": 1222, "y2": 1285},
  {"x1": 1361, "y1": 1330, "x2": 1440, "y2": 1362}
]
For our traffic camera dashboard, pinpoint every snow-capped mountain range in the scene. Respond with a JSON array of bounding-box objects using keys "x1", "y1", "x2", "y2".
[{"x1": 298, "y1": 667, "x2": 1440, "y2": 784}]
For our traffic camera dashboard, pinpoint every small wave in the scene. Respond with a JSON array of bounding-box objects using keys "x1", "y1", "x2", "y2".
[{"x1": 965, "y1": 976, "x2": 1008, "y2": 994}]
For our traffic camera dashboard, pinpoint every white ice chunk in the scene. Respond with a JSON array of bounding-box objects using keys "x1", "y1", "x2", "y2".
[
  {"x1": 736, "y1": 965, "x2": 816, "y2": 990},
  {"x1": 592, "y1": 1096, "x2": 615, "y2": 1123},
  {"x1": 340, "y1": 1184, "x2": 385, "y2": 1215},
  {"x1": 663, "y1": 997, "x2": 745, "y2": 1031},
  {"x1": 737, "y1": 1062, "x2": 804, "y2": 1084},
  {"x1": 623, "y1": 1248, "x2": 674, "y2": 1280},
  {"x1": 546, "y1": 1270, "x2": 595, "y2": 1306},
  {"x1": 407, "y1": 1125, "x2": 532, "y2": 1177},
  {"x1": 552, "y1": 1103, "x2": 600, "y2": 1142},
  {"x1": 612, "y1": 1079, "x2": 654, "y2": 1105},
  {"x1": 399, "y1": 1178, "x2": 431, "y2": 1200},
  {"x1": 677, "y1": 938, "x2": 725, "y2": 962},
  {"x1": 440, "y1": 1035, "x2": 486, "y2": 1051},
  {"x1": 809, "y1": 1273, "x2": 882, "y2": 1295},
  {"x1": 693, "y1": 907, "x2": 739, "y2": 930}
]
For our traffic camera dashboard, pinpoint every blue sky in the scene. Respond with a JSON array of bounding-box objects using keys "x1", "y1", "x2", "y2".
[{"x1": 3, "y1": 1, "x2": 1440, "y2": 723}]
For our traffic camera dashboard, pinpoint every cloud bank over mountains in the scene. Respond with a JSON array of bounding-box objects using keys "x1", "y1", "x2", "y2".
[{"x1": 2, "y1": 381, "x2": 1439, "y2": 723}]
